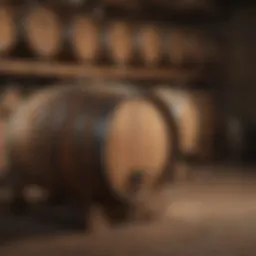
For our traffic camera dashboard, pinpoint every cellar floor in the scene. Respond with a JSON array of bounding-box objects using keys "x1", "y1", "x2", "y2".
[{"x1": 0, "y1": 165, "x2": 256, "y2": 255}]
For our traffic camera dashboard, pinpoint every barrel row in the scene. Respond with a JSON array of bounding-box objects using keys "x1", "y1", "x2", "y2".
[
  {"x1": 1, "y1": 83, "x2": 215, "y2": 172},
  {"x1": 0, "y1": 83, "x2": 216, "y2": 227},
  {"x1": 0, "y1": 84, "x2": 215, "y2": 168},
  {"x1": 0, "y1": 5, "x2": 216, "y2": 67},
  {"x1": 4, "y1": 84, "x2": 179, "y2": 226},
  {"x1": 4, "y1": 83, "x2": 253, "y2": 182}
]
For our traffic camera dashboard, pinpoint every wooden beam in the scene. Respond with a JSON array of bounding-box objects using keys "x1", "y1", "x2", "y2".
[{"x1": 0, "y1": 59, "x2": 202, "y2": 81}]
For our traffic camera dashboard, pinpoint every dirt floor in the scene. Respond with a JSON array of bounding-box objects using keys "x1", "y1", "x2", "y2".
[{"x1": 1, "y1": 165, "x2": 256, "y2": 255}]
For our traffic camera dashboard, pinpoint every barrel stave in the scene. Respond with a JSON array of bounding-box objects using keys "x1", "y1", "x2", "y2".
[{"x1": 6, "y1": 85, "x2": 178, "y2": 226}]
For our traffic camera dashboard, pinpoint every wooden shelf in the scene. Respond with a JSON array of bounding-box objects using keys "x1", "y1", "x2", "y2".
[{"x1": 0, "y1": 59, "x2": 202, "y2": 81}]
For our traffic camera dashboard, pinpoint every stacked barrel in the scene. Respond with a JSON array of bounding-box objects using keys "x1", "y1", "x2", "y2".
[
  {"x1": 2, "y1": 84, "x2": 178, "y2": 226},
  {"x1": 0, "y1": 0, "x2": 217, "y2": 230},
  {"x1": 0, "y1": 4, "x2": 216, "y2": 68},
  {"x1": 0, "y1": 81, "x2": 216, "y2": 222},
  {"x1": 152, "y1": 86, "x2": 215, "y2": 163},
  {"x1": 0, "y1": 6, "x2": 16, "y2": 56}
]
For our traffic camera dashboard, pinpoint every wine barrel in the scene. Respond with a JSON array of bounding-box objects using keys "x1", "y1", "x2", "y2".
[
  {"x1": 185, "y1": 29, "x2": 213, "y2": 65},
  {"x1": 166, "y1": 28, "x2": 186, "y2": 66},
  {"x1": 6, "y1": 85, "x2": 177, "y2": 224},
  {"x1": 166, "y1": 28, "x2": 212, "y2": 66},
  {"x1": 71, "y1": 16, "x2": 100, "y2": 63},
  {"x1": 22, "y1": 6, "x2": 62, "y2": 59},
  {"x1": 106, "y1": 21, "x2": 133, "y2": 66},
  {"x1": 136, "y1": 23, "x2": 162, "y2": 67},
  {"x1": 0, "y1": 7, "x2": 16, "y2": 56},
  {"x1": 153, "y1": 87, "x2": 214, "y2": 161}
]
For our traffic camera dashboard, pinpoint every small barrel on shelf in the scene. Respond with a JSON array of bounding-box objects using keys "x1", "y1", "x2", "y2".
[
  {"x1": 165, "y1": 28, "x2": 187, "y2": 66},
  {"x1": 70, "y1": 15, "x2": 101, "y2": 63},
  {"x1": 152, "y1": 86, "x2": 215, "y2": 161},
  {"x1": 105, "y1": 20, "x2": 134, "y2": 66},
  {"x1": 165, "y1": 27, "x2": 214, "y2": 66},
  {"x1": 6, "y1": 85, "x2": 178, "y2": 224},
  {"x1": 0, "y1": 6, "x2": 17, "y2": 56},
  {"x1": 22, "y1": 6, "x2": 62, "y2": 59},
  {"x1": 185, "y1": 29, "x2": 214, "y2": 65},
  {"x1": 136, "y1": 23, "x2": 163, "y2": 67}
]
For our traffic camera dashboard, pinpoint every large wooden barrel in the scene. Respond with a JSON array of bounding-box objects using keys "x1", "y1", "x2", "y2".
[
  {"x1": 22, "y1": 6, "x2": 62, "y2": 59},
  {"x1": 0, "y1": 7, "x2": 16, "y2": 56},
  {"x1": 70, "y1": 16, "x2": 100, "y2": 63},
  {"x1": 106, "y1": 21, "x2": 133, "y2": 66},
  {"x1": 6, "y1": 85, "x2": 177, "y2": 223},
  {"x1": 153, "y1": 87, "x2": 214, "y2": 161},
  {"x1": 136, "y1": 23, "x2": 162, "y2": 67}
]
